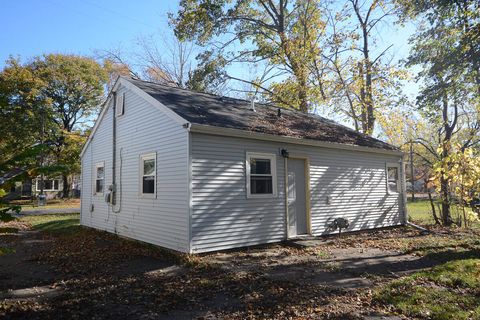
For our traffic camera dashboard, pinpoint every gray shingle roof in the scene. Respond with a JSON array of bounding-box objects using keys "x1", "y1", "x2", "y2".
[{"x1": 129, "y1": 78, "x2": 397, "y2": 151}]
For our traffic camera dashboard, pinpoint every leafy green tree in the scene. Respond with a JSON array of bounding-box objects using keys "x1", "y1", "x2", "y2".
[
  {"x1": 398, "y1": 0, "x2": 480, "y2": 225},
  {"x1": 170, "y1": 0, "x2": 328, "y2": 112},
  {"x1": 324, "y1": 0, "x2": 406, "y2": 135},
  {"x1": 432, "y1": 145, "x2": 480, "y2": 227},
  {"x1": 0, "y1": 58, "x2": 37, "y2": 161},
  {"x1": 31, "y1": 54, "x2": 107, "y2": 132},
  {"x1": 1, "y1": 54, "x2": 107, "y2": 198},
  {"x1": 30, "y1": 54, "x2": 108, "y2": 197},
  {"x1": 0, "y1": 57, "x2": 50, "y2": 178}
]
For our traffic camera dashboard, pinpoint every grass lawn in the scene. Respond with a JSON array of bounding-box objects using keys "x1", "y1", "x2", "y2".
[
  {"x1": 19, "y1": 213, "x2": 80, "y2": 236},
  {"x1": 407, "y1": 199, "x2": 479, "y2": 227},
  {"x1": 375, "y1": 259, "x2": 480, "y2": 319},
  {"x1": 11, "y1": 198, "x2": 80, "y2": 211},
  {"x1": 407, "y1": 199, "x2": 437, "y2": 224}
]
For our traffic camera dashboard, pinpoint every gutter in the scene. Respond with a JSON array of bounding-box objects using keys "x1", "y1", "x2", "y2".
[{"x1": 190, "y1": 123, "x2": 404, "y2": 156}]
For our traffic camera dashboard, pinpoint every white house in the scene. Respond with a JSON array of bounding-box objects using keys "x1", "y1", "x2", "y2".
[{"x1": 80, "y1": 77, "x2": 407, "y2": 253}]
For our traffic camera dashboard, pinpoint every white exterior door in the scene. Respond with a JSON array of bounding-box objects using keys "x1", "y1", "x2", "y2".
[{"x1": 287, "y1": 158, "x2": 308, "y2": 237}]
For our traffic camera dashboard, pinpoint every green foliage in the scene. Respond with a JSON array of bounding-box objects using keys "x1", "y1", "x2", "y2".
[
  {"x1": 0, "y1": 205, "x2": 20, "y2": 222},
  {"x1": 0, "y1": 54, "x2": 107, "y2": 195},
  {"x1": 171, "y1": 0, "x2": 328, "y2": 112},
  {"x1": 431, "y1": 144, "x2": 480, "y2": 226},
  {"x1": 185, "y1": 50, "x2": 227, "y2": 93},
  {"x1": 0, "y1": 186, "x2": 20, "y2": 222},
  {"x1": 0, "y1": 247, "x2": 15, "y2": 256},
  {"x1": 0, "y1": 57, "x2": 48, "y2": 172},
  {"x1": 30, "y1": 54, "x2": 108, "y2": 132},
  {"x1": 22, "y1": 213, "x2": 81, "y2": 236},
  {"x1": 396, "y1": 0, "x2": 480, "y2": 225}
]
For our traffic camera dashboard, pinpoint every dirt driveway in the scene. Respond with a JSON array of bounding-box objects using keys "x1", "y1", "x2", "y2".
[{"x1": 0, "y1": 216, "x2": 469, "y2": 319}]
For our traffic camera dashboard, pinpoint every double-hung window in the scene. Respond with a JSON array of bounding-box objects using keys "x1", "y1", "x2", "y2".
[
  {"x1": 36, "y1": 179, "x2": 60, "y2": 191},
  {"x1": 386, "y1": 163, "x2": 400, "y2": 194},
  {"x1": 95, "y1": 162, "x2": 105, "y2": 194},
  {"x1": 140, "y1": 153, "x2": 156, "y2": 197},
  {"x1": 246, "y1": 152, "x2": 277, "y2": 198}
]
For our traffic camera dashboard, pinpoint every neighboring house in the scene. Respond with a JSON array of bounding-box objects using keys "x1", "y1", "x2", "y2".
[
  {"x1": 1, "y1": 173, "x2": 81, "y2": 200},
  {"x1": 0, "y1": 169, "x2": 31, "y2": 200},
  {"x1": 80, "y1": 77, "x2": 407, "y2": 254},
  {"x1": 32, "y1": 177, "x2": 63, "y2": 199}
]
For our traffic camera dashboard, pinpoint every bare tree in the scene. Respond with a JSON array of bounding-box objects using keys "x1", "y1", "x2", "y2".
[{"x1": 135, "y1": 35, "x2": 195, "y2": 87}]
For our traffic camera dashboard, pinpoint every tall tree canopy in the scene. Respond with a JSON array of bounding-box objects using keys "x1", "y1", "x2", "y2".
[
  {"x1": 170, "y1": 0, "x2": 406, "y2": 137},
  {"x1": 0, "y1": 54, "x2": 108, "y2": 197},
  {"x1": 398, "y1": 0, "x2": 480, "y2": 225},
  {"x1": 325, "y1": 0, "x2": 406, "y2": 135},
  {"x1": 0, "y1": 58, "x2": 50, "y2": 177},
  {"x1": 31, "y1": 54, "x2": 108, "y2": 132},
  {"x1": 170, "y1": 0, "x2": 328, "y2": 112}
]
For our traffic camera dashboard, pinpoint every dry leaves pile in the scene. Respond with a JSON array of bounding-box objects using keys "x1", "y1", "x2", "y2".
[{"x1": 3, "y1": 224, "x2": 477, "y2": 319}]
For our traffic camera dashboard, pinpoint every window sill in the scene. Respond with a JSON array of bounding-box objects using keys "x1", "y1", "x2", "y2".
[
  {"x1": 139, "y1": 193, "x2": 156, "y2": 199},
  {"x1": 247, "y1": 193, "x2": 277, "y2": 199}
]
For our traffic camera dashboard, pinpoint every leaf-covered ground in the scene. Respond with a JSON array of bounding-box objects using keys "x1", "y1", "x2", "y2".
[{"x1": 0, "y1": 214, "x2": 479, "y2": 319}]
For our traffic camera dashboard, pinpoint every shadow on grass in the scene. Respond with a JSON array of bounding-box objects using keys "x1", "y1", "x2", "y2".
[
  {"x1": 0, "y1": 227, "x2": 19, "y2": 234},
  {"x1": 33, "y1": 219, "x2": 81, "y2": 236}
]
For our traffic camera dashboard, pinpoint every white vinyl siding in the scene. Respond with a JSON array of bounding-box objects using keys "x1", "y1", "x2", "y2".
[
  {"x1": 190, "y1": 133, "x2": 404, "y2": 253},
  {"x1": 80, "y1": 84, "x2": 189, "y2": 252}
]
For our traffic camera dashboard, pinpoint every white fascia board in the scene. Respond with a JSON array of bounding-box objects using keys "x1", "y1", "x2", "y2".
[
  {"x1": 190, "y1": 123, "x2": 404, "y2": 156},
  {"x1": 80, "y1": 76, "x2": 190, "y2": 158}
]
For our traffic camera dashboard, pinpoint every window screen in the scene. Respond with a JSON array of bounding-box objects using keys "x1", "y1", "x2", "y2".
[
  {"x1": 95, "y1": 165, "x2": 104, "y2": 194},
  {"x1": 387, "y1": 166, "x2": 399, "y2": 193},
  {"x1": 141, "y1": 153, "x2": 156, "y2": 196}
]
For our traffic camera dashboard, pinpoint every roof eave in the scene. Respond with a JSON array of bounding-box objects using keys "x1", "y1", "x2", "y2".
[{"x1": 190, "y1": 123, "x2": 404, "y2": 156}]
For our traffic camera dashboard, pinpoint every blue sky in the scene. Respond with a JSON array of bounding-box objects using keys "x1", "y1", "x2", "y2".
[
  {"x1": 1, "y1": 1, "x2": 414, "y2": 64},
  {"x1": 1, "y1": 0, "x2": 177, "y2": 65},
  {"x1": 1, "y1": 0, "x2": 418, "y2": 102}
]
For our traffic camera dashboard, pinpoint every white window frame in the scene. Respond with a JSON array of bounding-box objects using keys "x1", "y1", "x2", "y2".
[
  {"x1": 116, "y1": 92, "x2": 125, "y2": 117},
  {"x1": 94, "y1": 162, "x2": 105, "y2": 196},
  {"x1": 386, "y1": 162, "x2": 400, "y2": 195},
  {"x1": 246, "y1": 152, "x2": 277, "y2": 198},
  {"x1": 36, "y1": 178, "x2": 60, "y2": 191},
  {"x1": 139, "y1": 152, "x2": 157, "y2": 198}
]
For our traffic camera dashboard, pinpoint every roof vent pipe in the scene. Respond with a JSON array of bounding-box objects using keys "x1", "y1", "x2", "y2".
[
  {"x1": 277, "y1": 108, "x2": 282, "y2": 118},
  {"x1": 251, "y1": 99, "x2": 256, "y2": 112}
]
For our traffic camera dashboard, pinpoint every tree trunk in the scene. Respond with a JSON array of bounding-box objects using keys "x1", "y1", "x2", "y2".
[
  {"x1": 62, "y1": 174, "x2": 70, "y2": 199},
  {"x1": 298, "y1": 77, "x2": 308, "y2": 113},
  {"x1": 428, "y1": 188, "x2": 441, "y2": 225},
  {"x1": 438, "y1": 91, "x2": 456, "y2": 226},
  {"x1": 440, "y1": 175, "x2": 452, "y2": 226}
]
